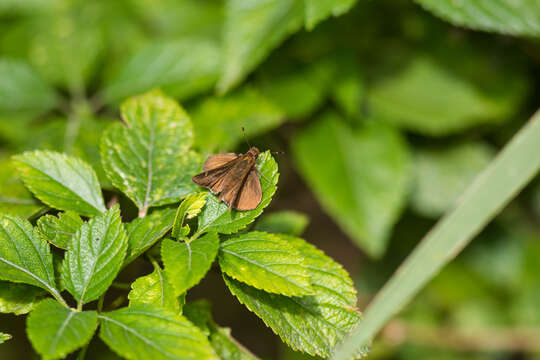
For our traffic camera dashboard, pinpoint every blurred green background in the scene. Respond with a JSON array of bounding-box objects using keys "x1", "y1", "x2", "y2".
[{"x1": 1, "y1": 0, "x2": 539, "y2": 359}]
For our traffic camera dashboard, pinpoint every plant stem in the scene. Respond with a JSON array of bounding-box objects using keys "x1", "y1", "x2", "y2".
[{"x1": 97, "y1": 294, "x2": 105, "y2": 313}]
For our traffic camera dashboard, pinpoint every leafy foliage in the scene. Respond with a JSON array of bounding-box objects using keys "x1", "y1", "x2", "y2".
[
  {"x1": 368, "y1": 56, "x2": 527, "y2": 136},
  {"x1": 224, "y1": 234, "x2": 368, "y2": 358},
  {"x1": 27, "y1": 299, "x2": 98, "y2": 360},
  {"x1": 254, "y1": 210, "x2": 309, "y2": 236},
  {"x1": 0, "y1": 332, "x2": 11, "y2": 344},
  {"x1": 13, "y1": 151, "x2": 106, "y2": 217},
  {"x1": 219, "y1": 232, "x2": 312, "y2": 296},
  {"x1": 37, "y1": 211, "x2": 83, "y2": 250},
  {"x1": 62, "y1": 206, "x2": 127, "y2": 306},
  {"x1": 101, "y1": 90, "x2": 200, "y2": 216},
  {"x1": 99, "y1": 304, "x2": 218, "y2": 360},
  {"x1": 414, "y1": 0, "x2": 540, "y2": 37},
  {"x1": 0, "y1": 282, "x2": 44, "y2": 315},
  {"x1": 128, "y1": 263, "x2": 180, "y2": 313},
  {"x1": 0, "y1": 58, "x2": 58, "y2": 115},
  {"x1": 412, "y1": 142, "x2": 494, "y2": 217},
  {"x1": 0, "y1": 215, "x2": 58, "y2": 297},
  {"x1": 171, "y1": 192, "x2": 207, "y2": 239},
  {"x1": 103, "y1": 39, "x2": 221, "y2": 103},
  {"x1": 292, "y1": 112, "x2": 411, "y2": 257},
  {"x1": 0, "y1": 158, "x2": 41, "y2": 218},
  {"x1": 124, "y1": 208, "x2": 176, "y2": 265},
  {"x1": 197, "y1": 152, "x2": 279, "y2": 235},
  {"x1": 192, "y1": 88, "x2": 284, "y2": 152},
  {"x1": 162, "y1": 233, "x2": 220, "y2": 296}
]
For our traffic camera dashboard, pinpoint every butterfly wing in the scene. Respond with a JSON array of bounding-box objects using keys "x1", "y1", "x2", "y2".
[
  {"x1": 203, "y1": 153, "x2": 238, "y2": 171},
  {"x1": 235, "y1": 169, "x2": 262, "y2": 210}
]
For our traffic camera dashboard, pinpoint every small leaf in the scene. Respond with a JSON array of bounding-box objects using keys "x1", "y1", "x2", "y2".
[
  {"x1": 304, "y1": 0, "x2": 358, "y2": 30},
  {"x1": 219, "y1": 232, "x2": 312, "y2": 296},
  {"x1": 162, "y1": 233, "x2": 219, "y2": 296},
  {"x1": 101, "y1": 90, "x2": 201, "y2": 216},
  {"x1": 103, "y1": 39, "x2": 221, "y2": 103},
  {"x1": 217, "y1": 0, "x2": 304, "y2": 92},
  {"x1": 0, "y1": 216, "x2": 59, "y2": 298},
  {"x1": 62, "y1": 206, "x2": 128, "y2": 305},
  {"x1": 0, "y1": 58, "x2": 58, "y2": 115},
  {"x1": 254, "y1": 211, "x2": 309, "y2": 236},
  {"x1": 99, "y1": 304, "x2": 218, "y2": 360},
  {"x1": 292, "y1": 113, "x2": 411, "y2": 257},
  {"x1": 412, "y1": 142, "x2": 494, "y2": 217},
  {"x1": 28, "y1": 10, "x2": 104, "y2": 92},
  {"x1": 0, "y1": 281, "x2": 44, "y2": 315},
  {"x1": 368, "y1": 56, "x2": 527, "y2": 136},
  {"x1": 0, "y1": 332, "x2": 11, "y2": 344},
  {"x1": 414, "y1": 0, "x2": 540, "y2": 37},
  {"x1": 37, "y1": 211, "x2": 83, "y2": 249},
  {"x1": 257, "y1": 58, "x2": 335, "y2": 119},
  {"x1": 0, "y1": 157, "x2": 41, "y2": 218},
  {"x1": 13, "y1": 150, "x2": 106, "y2": 217},
  {"x1": 128, "y1": 263, "x2": 180, "y2": 313},
  {"x1": 192, "y1": 88, "x2": 284, "y2": 152},
  {"x1": 125, "y1": 208, "x2": 176, "y2": 266},
  {"x1": 184, "y1": 300, "x2": 260, "y2": 359},
  {"x1": 210, "y1": 326, "x2": 260, "y2": 360},
  {"x1": 172, "y1": 192, "x2": 207, "y2": 239},
  {"x1": 27, "y1": 299, "x2": 98, "y2": 360},
  {"x1": 197, "y1": 151, "x2": 279, "y2": 235},
  {"x1": 224, "y1": 234, "x2": 368, "y2": 358}
]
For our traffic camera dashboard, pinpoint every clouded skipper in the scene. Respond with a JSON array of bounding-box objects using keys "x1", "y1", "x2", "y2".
[{"x1": 192, "y1": 147, "x2": 262, "y2": 211}]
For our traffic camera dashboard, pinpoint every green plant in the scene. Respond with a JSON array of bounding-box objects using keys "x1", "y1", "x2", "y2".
[{"x1": 0, "y1": 91, "x2": 368, "y2": 360}]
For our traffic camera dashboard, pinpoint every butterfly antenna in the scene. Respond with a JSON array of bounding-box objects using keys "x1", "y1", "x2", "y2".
[{"x1": 241, "y1": 127, "x2": 252, "y2": 148}]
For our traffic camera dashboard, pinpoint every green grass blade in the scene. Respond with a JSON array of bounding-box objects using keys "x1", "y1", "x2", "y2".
[{"x1": 332, "y1": 109, "x2": 540, "y2": 359}]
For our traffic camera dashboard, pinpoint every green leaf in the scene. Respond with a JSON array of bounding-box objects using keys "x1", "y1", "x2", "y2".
[
  {"x1": 412, "y1": 142, "x2": 494, "y2": 217},
  {"x1": 331, "y1": 110, "x2": 540, "y2": 359},
  {"x1": 292, "y1": 113, "x2": 411, "y2": 257},
  {"x1": 172, "y1": 192, "x2": 207, "y2": 239},
  {"x1": 27, "y1": 299, "x2": 98, "y2": 360},
  {"x1": 103, "y1": 39, "x2": 221, "y2": 104},
  {"x1": 369, "y1": 56, "x2": 526, "y2": 136},
  {"x1": 217, "y1": 0, "x2": 304, "y2": 92},
  {"x1": 101, "y1": 90, "x2": 200, "y2": 217},
  {"x1": 183, "y1": 300, "x2": 260, "y2": 359},
  {"x1": 0, "y1": 215, "x2": 59, "y2": 298},
  {"x1": 0, "y1": 332, "x2": 11, "y2": 344},
  {"x1": 192, "y1": 88, "x2": 284, "y2": 152},
  {"x1": 28, "y1": 11, "x2": 104, "y2": 93},
  {"x1": 257, "y1": 58, "x2": 335, "y2": 119},
  {"x1": 99, "y1": 304, "x2": 218, "y2": 360},
  {"x1": 254, "y1": 211, "x2": 309, "y2": 236},
  {"x1": 13, "y1": 150, "x2": 106, "y2": 217},
  {"x1": 0, "y1": 58, "x2": 58, "y2": 115},
  {"x1": 197, "y1": 151, "x2": 279, "y2": 235},
  {"x1": 304, "y1": 0, "x2": 358, "y2": 30},
  {"x1": 414, "y1": 0, "x2": 540, "y2": 37},
  {"x1": 0, "y1": 158, "x2": 41, "y2": 218},
  {"x1": 62, "y1": 206, "x2": 128, "y2": 306},
  {"x1": 0, "y1": 281, "x2": 44, "y2": 315},
  {"x1": 209, "y1": 326, "x2": 260, "y2": 360},
  {"x1": 128, "y1": 263, "x2": 180, "y2": 313},
  {"x1": 219, "y1": 232, "x2": 312, "y2": 296},
  {"x1": 162, "y1": 233, "x2": 219, "y2": 296},
  {"x1": 224, "y1": 234, "x2": 367, "y2": 358},
  {"x1": 37, "y1": 211, "x2": 83, "y2": 249},
  {"x1": 125, "y1": 208, "x2": 177, "y2": 266}
]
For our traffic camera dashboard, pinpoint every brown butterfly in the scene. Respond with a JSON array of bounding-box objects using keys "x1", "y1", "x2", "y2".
[{"x1": 192, "y1": 147, "x2": 262, "y2": 211}]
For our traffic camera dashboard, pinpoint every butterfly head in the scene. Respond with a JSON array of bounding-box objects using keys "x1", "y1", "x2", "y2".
[{"x1": 246, "y1": 146, "x2": 260, "y2": 158}]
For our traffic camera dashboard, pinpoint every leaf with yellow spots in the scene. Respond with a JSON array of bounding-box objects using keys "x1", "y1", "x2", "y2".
[{"x1": 100, "y1": 90, "x2": 201, "y2": 217}]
